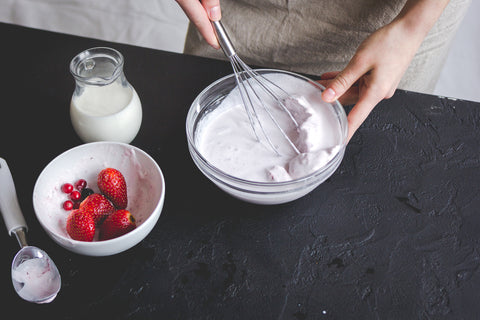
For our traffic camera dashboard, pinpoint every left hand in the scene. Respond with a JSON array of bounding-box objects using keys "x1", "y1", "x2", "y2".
[
  {"x1": 318, "y1": 0, "x2": 452, "y2": 142},
  {"x1": 319, "y1": 20, "x2": 421, "y2": 142}
]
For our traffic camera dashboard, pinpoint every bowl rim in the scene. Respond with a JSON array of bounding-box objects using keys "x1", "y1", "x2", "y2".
[
  {"x1": 186, "y1": 68, "x2": 348, "y2": 187},
  {"x1": 33, "y1": 141, "x2": 165, "y2": 247}
]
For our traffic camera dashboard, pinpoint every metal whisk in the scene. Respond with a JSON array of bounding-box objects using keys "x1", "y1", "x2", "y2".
[{"x1": 212, "y1": 20, "x2": 300, "y2": 155}]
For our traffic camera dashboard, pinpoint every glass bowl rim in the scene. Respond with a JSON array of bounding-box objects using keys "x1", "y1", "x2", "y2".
[{"x1": 186, "y1": 68, "x2": 348, "y2": 188}]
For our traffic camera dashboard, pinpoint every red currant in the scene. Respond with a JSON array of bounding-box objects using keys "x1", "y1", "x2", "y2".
[
  {"x1": 63, "y1": 200, "x2": 74, "y2": 211},
  {"x1": 61, "y1": 183, "x2": 73, "y2": 194},
  {"x1": 75, "y1": 179, "x2": 87, "y2": 191},
  {"x1": 70, "y1": 190, "x2": 81, "y2": 201}
]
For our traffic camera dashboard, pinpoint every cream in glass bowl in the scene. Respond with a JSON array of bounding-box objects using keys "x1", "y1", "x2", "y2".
[{"x1": 186, "y1": 69, "x2": 348, "y2": 205}]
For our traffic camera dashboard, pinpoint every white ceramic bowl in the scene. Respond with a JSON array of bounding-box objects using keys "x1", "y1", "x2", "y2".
[
  {"x1": 33, "y1": 142, "x2": 165, "y2": 256},
  {"x1": 186, "y1": 69, "x2": 348, "y2": 205}
]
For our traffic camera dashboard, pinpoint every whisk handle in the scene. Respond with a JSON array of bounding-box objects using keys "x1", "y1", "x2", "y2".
[{"x1": 212, "y1": 20, "x2": 236, "y2": 58}]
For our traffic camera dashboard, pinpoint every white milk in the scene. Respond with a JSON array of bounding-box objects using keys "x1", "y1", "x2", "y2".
[
  {"x1": 70, "y1": 81, "x2": 142, "y2": 143},
  {"x1": 196, "y1": 73, "x2": 342, "y2": 182}
]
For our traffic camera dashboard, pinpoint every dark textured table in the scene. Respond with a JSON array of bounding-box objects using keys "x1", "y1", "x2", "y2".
[{"x1": 1, "y1": 22, "x2": 479, "y2": 319}]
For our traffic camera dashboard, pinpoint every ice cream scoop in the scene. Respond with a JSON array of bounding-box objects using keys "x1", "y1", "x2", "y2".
[{"x1": 0, "y1": 158, "x2": 61, "y2": 303}]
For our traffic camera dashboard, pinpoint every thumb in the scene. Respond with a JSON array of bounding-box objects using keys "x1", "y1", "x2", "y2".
[
  {"x1": 202, "y1": 0, "x2": 222, "y2": 21},
  {"x1": 176, "y1": 0, "x2": 221, "y2": 49},
  {"x1": 321, "y1": 58, "x2": 366, "y2": 103}
]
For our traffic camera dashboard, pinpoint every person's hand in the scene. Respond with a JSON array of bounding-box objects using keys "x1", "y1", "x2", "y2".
[
  {"x1": 175, "y1": 0, "x2": 222, "y2": 49},
  {"x1": 320, "y1": 0, "x2": 450, "y2": 142},
  {"x1": 319, "y1": 22, "x2": 420, "y2": 142}
]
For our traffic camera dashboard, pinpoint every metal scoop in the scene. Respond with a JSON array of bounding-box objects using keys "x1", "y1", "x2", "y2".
[{"x1": 0, "y1": 158, "x2": 61, "y2": 303}]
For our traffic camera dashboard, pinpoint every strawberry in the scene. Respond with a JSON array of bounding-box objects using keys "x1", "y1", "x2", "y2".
[
  {"x1": 66, "y1": 209, "x2": 95, "y2": 242},
  {"x1": 100, "y1": 209, "x2": 136, "y2": 240},
  {"x1": 97, "y1": 168, "x2": 128, "y2": 209},
  {"x1": 79, "y1": 193, "x2": 115, "y2": 225}
]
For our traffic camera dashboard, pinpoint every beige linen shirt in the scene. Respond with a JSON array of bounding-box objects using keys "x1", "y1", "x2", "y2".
[{"x1": 184, "y1": 0, "x2": 471, "y2": 93}]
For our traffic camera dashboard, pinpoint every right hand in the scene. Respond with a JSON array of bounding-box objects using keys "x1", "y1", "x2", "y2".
[{"x1": 175, "y1": 0, "x2": 222, "y2": 49}]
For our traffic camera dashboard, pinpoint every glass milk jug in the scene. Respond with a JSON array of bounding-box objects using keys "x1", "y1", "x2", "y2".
[{"x1": 69, "y1": 47, "x2": 142, "y2": 143}]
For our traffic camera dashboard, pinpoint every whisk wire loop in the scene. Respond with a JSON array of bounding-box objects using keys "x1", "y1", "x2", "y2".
[
  {"x1": 212, "y1": 20, "x2": 300, "y2": 155},
  {"x1": 230, "y1": 56, "x2": 278, "y2": 154},
  {"x1": 238, "y1": 61, "x2": 301, "y2": 155}
]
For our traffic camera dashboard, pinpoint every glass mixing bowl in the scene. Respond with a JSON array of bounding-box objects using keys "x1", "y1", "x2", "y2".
[{"x1": 186, "y1": 69, "x2": 347, "y2": 205}]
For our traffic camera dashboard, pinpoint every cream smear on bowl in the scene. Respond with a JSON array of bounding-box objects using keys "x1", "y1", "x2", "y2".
[
  {"x1": 196, "y1": 73, "x2": 343, "y2": 182},
  {"x1": 34, "y1": 144, "x2": 160, "y2": 240}
]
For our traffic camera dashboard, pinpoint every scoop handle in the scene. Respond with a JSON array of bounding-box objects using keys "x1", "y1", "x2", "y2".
[{"x1": 0, "y1": 158, "x2": 28, "y2": 236}]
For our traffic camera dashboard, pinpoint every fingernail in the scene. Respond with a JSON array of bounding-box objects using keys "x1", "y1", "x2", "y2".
[
  {"x1": 211, "y1": 41, "x2": 221, "y2": 50},
  {"x1": 209, "y1": 6, "x2": 221, "y2": 21},
  {"x1": 322, "y1": 88, "x2": 336, "y2": 102}
]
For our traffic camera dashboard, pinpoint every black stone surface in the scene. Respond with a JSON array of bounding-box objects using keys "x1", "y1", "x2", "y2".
[{"x1": 1, "y1": 22, "x2": 479, "y2": 319}]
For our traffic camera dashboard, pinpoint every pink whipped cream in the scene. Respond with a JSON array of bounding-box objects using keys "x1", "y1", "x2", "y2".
[
  {"x1": 12, "y1": 253, "x2": 60, "y2": 303},
  {"x1": 196, "y1": 73, "x2": 343, "y2": 182}
]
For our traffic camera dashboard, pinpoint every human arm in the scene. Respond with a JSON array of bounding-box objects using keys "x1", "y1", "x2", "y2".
[
  {"x1": 320, "y1": 0, "x2": 451, "y2": 142},
  {"x1": 175, "y1": 0, "x2": 222, "y2": 49}
]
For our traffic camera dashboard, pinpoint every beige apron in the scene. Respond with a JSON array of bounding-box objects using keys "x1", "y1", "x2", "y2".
[{"x1": 184, "y1": 0, "x2": 471, "y2": 93}]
